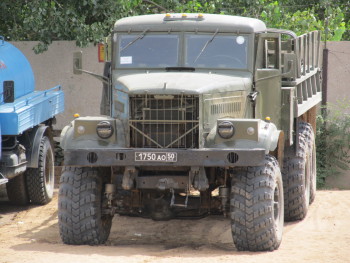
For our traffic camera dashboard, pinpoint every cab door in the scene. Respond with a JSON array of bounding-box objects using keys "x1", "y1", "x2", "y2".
[{"x1": 254, "y1": 33, "x2": 282, "y2": 128}]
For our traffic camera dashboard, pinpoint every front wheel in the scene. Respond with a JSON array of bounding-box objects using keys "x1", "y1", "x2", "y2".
[
  {"x1": 58, "y1": 167, "x2": 113, "y2": 245},
  {"x1": 230, "y1": 155, "x2": 284, "y2": 251}
]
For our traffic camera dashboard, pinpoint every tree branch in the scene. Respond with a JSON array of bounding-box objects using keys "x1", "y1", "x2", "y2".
[{"x1": 142, "y1": 0, "x2": 167, "y2": 12}]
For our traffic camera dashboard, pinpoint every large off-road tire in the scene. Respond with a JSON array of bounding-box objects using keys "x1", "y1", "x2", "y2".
[
  {"x1": 26, "y1": 136, "x2": 55, "y2": 205},
  {"x1": 282, "y1": 122, "x2": 315, "y2": 221},
  {"x1": 309, "y1": 145, "x2": 317, "y2": 204},
  {"x1": 58, "y1": 167, "x2": 113, "y2": 245},
  {"x1": 6, "y1": 173, "x2": 30, "y2": 205},
  {"x1": 230, "y1": 155, "x2": 284, "y2": 251},
  {"x1": 305, "y1": 124, "x2": 317, "y2": 204}
]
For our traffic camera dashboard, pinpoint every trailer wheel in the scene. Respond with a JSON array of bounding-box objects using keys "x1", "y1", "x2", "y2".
[
  {"x1": 6, "y1": 173, "x2": 30, "y2": 205},
  {"x1": 26, "y1": 136, "x2": 54, "y2": 205},
  {"x1": 282, "y1": 122, "x2": 314, "y2": 221},
  {"x1": 230, "y1": 155, "x2": 284, "y2": 251},
  {"x1": 58, "y1": 167, "x2": 113, "y2": 245}
]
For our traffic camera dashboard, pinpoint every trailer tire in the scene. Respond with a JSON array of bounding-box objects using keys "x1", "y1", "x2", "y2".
[
  {"x1": 282, "y1": 122, "x2": 314, "y2": 221},
  {"x1": 6, "y1": 173, "x2": 30, "y2": 205},
  {"x1": 26, "y1": 136, "x2": 54, "y2": 205},
  {"x1": 230, "y1": 155, "x2": 284, "y2": 251},
  {"x1": 58, "y1": 167, "x2": 113, "y2": 245}
]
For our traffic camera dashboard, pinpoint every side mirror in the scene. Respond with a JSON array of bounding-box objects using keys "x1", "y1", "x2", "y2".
[
  {"x1": 72, "y1": 50, "x2": 109, "y2": 85},
  {"x1": 73, "y1": 51, "x2": 83, "y2": 75}
]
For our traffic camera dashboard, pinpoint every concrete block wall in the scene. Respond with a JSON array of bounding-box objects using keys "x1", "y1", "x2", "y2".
[
  {"x1": 325, "y1": 41, "x2": 350, "y2": 105},
  {"x1": 11, "y1": 41, "x2": 104, "y2": 130}
]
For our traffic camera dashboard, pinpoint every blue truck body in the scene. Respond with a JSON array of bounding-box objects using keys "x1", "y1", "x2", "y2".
[
  {"x1": 0, "y1": 37, "x2": 64, "y2": 200},
  {"x1": 0, "y1": 85, "x2": 64, "y2": 135}
]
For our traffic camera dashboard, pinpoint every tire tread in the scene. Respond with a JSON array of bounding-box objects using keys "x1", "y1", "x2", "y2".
[
  {"x1": 282, "y1": 121, "x2": 315, "y2": 221},
  {"x1": 58, "y1": 166, "x2": 112, "y2": 245},
  {"x1": 26, "y1": 136, "x2": 54, "y2": 205},
  {"x1": 231, "y1": 155, "x2": 283, "y2": 251}
]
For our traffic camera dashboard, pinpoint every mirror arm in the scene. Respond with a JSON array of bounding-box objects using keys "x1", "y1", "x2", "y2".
[{"x1": 74, "y1": 66, "x2": 109, "y2": 85}]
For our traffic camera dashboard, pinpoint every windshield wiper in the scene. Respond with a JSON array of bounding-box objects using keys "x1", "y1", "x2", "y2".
[
  {"x1": 120, "y1": 29, "x2": 149, "y2": 52},
  {"x1": 194, "y1": 29, "x2": 219, "y2": 63}
]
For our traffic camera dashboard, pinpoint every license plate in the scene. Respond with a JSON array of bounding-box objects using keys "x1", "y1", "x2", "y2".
[{"x1": 135, "y1": 152, "x2": 177, "y2": 162}]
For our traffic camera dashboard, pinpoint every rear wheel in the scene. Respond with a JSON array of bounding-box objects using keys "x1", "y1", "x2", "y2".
[
  {"x1": 230, "y1": 155, "x2": 284, "y2": 251},
  {"x1": 309, "y1": 136, "x2": 317, "y2": 204},
  {"x1": 26, "y1": 136, "x2": 55, "y2": 205},
  {"x1": 6, "y1": 173, "x2": 30, "y2": 205},
  {"x1": 58, "y1": 167, "x2": 113, "y2": 245},
  {"x1": 282, "y1": 122, "x2": 314, "y2": 221},
  {"x1": 303, "y1": 124, "x2": 317, "y2": 204}
]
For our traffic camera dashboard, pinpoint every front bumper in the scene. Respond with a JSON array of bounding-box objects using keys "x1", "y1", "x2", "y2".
[{"x1": 63, "y1": 148, "x2": 266, "y2": 167}]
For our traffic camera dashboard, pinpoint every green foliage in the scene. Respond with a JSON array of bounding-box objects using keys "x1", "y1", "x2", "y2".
[
  {"x1": 257, "y1": 1, "x2": 347, "y2": 41},
  {"x1": 0, "y1": 0, "x2": 141, "y2": 53},
  {"x1": 316, "y1": 101, "x2": 350, "y2": 187},
  {"x1": 0, "y1": 0, "x2": 349, "y2": 53},
  {"x1": 155, "y1": 0, "x2": 349, "y2": 41}
]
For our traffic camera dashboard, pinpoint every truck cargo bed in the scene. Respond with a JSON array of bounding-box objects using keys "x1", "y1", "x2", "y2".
[{"x1": 0, "y1": 86, "x2": 64, "y2": 135}]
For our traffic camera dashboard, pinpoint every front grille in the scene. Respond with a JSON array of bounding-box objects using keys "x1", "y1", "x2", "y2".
[{"x1": 129, "y1": 94, "x2": 199, "y2": 148}]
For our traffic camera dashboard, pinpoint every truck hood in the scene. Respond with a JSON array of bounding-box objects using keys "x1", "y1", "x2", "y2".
[{"x1": 115, "y1": 72, "x2": 252, "y2": 94}]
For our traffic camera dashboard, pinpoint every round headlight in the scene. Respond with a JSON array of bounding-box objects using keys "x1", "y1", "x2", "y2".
[
  {"x1": 217, "y1": 121, "x2": 235, "y2": 139},
  {"x1": 96, "y1": 121, "x2": 113, "y2": 139}
]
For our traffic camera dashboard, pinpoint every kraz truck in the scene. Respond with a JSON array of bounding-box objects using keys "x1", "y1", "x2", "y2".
[
  {"x1": 58, "y1": 14, "x2": 321, "y2": 251},
  {"x1": 0, "y1": 37, "x2": 64, "y2": 205}
]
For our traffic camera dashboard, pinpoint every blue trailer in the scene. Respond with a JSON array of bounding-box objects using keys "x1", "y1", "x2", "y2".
[{"x1": 0, "y1": 37, "x2": 64, "y2": 205}]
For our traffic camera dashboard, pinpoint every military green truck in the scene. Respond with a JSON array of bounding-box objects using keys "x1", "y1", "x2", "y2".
[{"x1": 58, "y1": 13, "x2": 321, "y2": 251}]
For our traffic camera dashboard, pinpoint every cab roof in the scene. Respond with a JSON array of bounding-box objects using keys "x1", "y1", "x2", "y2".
[{"x1": 114, "y1": 14, "x2": 267, "y2": 34}]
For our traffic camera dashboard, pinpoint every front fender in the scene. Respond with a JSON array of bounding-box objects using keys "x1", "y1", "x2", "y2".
[
  {"x1": 60, "y1": 116, "x2": 126, "y2": 150},
  {"x1": 205, "y1": 118, "x2": 282, "y2": 154}
]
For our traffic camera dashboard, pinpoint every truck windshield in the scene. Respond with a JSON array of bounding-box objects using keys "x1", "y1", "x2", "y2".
[
  {"x1": 185, "y1": 34, "x2": 248, "y2": 69},
  {"x1": 117, "y1": 33, "x2": 248, "y2": 69},
  {"x1": 118, "y1": 34, "x2": 179, "y2": 68}
]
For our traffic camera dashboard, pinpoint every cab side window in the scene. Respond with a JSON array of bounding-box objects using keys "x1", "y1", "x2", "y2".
[{"x1": 263, "y1": 38, "x2": 279, "y2": 69}]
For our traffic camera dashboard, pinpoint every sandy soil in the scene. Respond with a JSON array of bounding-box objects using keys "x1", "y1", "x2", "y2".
[{"x1": 0, "y1": 189, "x2": 349, "y2": 263}]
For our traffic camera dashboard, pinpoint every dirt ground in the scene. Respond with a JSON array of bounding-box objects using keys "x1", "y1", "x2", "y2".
[{"x1": 0, "y1": 188, "x2": 349, "y2": 263}]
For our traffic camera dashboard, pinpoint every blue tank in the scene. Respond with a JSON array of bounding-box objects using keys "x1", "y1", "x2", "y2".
[
  {"x1": 0, "y1": 37, "x2": 64, "y2": 136},
  {"x1": 0, "y1": 37, "x2": 35, "y2": 103}
]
